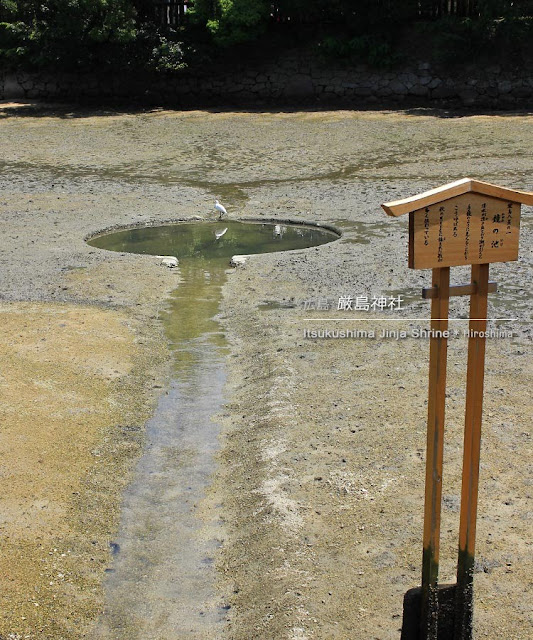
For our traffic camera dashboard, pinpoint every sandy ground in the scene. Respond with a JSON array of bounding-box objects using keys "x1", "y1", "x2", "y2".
[
  {"x1": 0, "y1": 104, "x2": 531, "y2": 639},
  {"x1": 0, "y1": 303, "x2": 169, "y2": 638}
]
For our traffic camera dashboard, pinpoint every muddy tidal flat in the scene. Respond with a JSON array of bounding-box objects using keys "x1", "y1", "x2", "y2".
[{"x1": 0, "y1": 104, "x2": 531, "y2": 639}]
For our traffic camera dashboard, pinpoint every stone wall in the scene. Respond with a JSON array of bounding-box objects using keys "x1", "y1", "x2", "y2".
[{"x1": 1, "y1": 53, "x2": 532, "y2": 108}]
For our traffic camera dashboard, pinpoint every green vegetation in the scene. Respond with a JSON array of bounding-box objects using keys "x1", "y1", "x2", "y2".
[
  {"x1": 189, "y1": 0, "x2": 270, "y2": 47},
  {"x1": 0, "y1": 0, "x2": 531, "y2": 72},
  {"x1": 0, "y1": 0, "x2": 137, "y2": 69}
]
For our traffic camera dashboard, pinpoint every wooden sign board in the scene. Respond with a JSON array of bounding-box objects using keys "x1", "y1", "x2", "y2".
[
  {"x1": 382, "y1": 178, "x2": 533, "y2": 270},
  {"x1": 408, "y1": 193, "x2": 519, "y2": 269}
]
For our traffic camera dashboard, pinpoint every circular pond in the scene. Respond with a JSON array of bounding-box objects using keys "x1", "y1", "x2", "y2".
[{"x1": 87, "y1": 219, "x2": 340, "y2": 258}]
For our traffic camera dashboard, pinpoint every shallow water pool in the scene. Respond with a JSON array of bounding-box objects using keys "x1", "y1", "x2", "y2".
[{"x1": 88, "y1": 219, "x2": 338, "y2": 260}]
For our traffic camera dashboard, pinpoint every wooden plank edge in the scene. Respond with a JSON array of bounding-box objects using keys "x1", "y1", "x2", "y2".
[
  {"x1": 382, "y1": 178, "x2": 533, "y2": 217},
  {"x1": 382, "y1": 178, "x2": 472, "y2": 217},
  {"x1": 422, "y1": 281, "x2": 497, "y2": 299}
]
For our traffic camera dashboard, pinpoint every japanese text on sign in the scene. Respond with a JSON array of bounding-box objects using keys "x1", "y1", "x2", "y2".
[{"x1": 409, "y1": 193, "x2": 520, "y2": 269}]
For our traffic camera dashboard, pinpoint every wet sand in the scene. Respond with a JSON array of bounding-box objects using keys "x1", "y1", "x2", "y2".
[{"x1": 0, "y1": 104, "x2": 531, "y2": 639}]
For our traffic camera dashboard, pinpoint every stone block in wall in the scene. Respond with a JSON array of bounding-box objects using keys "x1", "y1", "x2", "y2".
[
  {"x1": 459, "y1": 88, "x2": 479, "y2": 106},
  {"x1": 512, "y1": 85, "x2": 533, "y2": 98},
  {"x1": 498, "y1": 80, "x2": 512, "y2": 94},
  {"x1": 398, "y1": 72, "x2": 416, "y2": 89},
  {"x1": 312, "y1": 75, "x2": 327, "y2": 87},
  {"x1": 428, "y1": 77, "x2": 442, "y2": 89},
  {"x1": 283, "y1": 73, "x2": 313, "y2": 98},
  {"x1": 43, "y1": 80, "x2": 59, "y2": 95},
  {"x1": 389, "y1": 80, "x2": 408, "y2": 95},
  {"x1": 500, "y1": 93, "x2": 518, "y2": 106},
  {"x1": 409, "y1": 85, "x2": 429, "y2": 97},
  {"x1": 268, "y1": 72, "x2": 282, "y2": 86},
  {"x1": 2, "y1": 75, "x2": 24, "y2": 99},
  {"x1": 18, "y1": 73, "x2": 33, "y2": 90},
  {"x1": 431, "y1": 85, "x2": 457, "y2": 99}
]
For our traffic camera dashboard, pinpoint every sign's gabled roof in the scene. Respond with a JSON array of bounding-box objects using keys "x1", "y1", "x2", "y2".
[{"x1": 381, "y1": 178, "x2": 533, "y2": 217}]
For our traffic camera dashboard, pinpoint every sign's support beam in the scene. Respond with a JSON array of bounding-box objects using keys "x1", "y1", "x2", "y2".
[
  {"x1": 422, "y1": 280, "x2": 497, "y2": 299},
  {"x1": 421, "y1": 266, "x2": 450, "y2": 640},
  {"x1": 455, "y1": 263, "x2": 490, "y2": 640}
]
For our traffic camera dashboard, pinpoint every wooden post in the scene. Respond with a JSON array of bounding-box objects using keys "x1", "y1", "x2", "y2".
[
  {"x1": 421, "y1": 266, "x2": 450, "y2": 640},
  {"x1": 455, "y1": 263, "x2": 490, "y2": 639}
]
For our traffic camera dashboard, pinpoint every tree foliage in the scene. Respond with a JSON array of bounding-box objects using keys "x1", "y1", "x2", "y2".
[
  {"x1": 189, "y1": 0, "x2": 270, "y2": 47},
  {"x1": 0, "y1": 0, "x2": 532, "y2": 72},
  {"x1": 0, "y1": 0, "x2": 139, "y2": 69}
]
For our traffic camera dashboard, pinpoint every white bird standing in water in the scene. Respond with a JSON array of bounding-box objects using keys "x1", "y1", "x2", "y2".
[{"x1": 215, "y1": 199, "x2": 227, "y2": 219}]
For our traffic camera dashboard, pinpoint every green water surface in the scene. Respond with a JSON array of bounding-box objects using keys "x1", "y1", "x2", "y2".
[{"x1": 88, "y1": 220, "x2": 338, "y2": 260}]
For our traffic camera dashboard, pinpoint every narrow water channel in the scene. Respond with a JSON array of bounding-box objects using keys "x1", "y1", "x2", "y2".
[{"x1": 88, "y1": 220, "x2": 338, "y2": 639}]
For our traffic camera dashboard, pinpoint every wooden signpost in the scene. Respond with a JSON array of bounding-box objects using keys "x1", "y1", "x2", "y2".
[{"x1": 382, "y1": 178, "x2": 533, "y2": 640}]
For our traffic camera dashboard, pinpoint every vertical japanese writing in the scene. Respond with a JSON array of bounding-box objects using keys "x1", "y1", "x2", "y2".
[
  {"x1": 479, "y1": 202, "x2": 487, "y2": 259},
  {"x1": 424, "y1": 207, "x2": 430, "y2": 246},
  {"x1": 453, "y1": 205, "x2": 459, "y2": 237},
  {"x1": 464, "y1": 204, "x2": 472, "y2": 260},
  {"x1": 506, "y1": 202, "x2": 513, "y2": 234},
  {"x1": 411, "y1": 193, "x2": 521, "y2": 269},
  {"x1": 491, "y1": 211, "x2": 503, "y2": 249},
  {"x1": 437, "y1": 205, "x2": 445, "y2": 263}
]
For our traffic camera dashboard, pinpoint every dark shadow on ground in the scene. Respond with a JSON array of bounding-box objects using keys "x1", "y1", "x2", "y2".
[{"x1": 1, "y1": 99, "x2": 533, "y2": 120}]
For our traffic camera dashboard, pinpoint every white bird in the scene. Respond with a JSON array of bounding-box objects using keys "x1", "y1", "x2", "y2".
[
  {"x1": 215, "y1": 199, "x2": 227, "y2": 219},
  {"x1": 215, "y1": 227, "x2": 228, "y2": 240}
]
